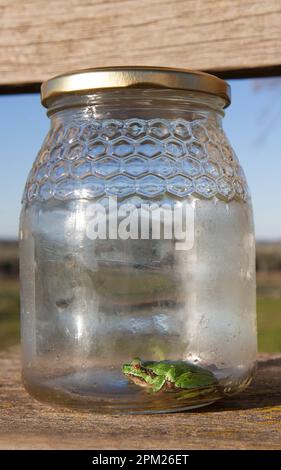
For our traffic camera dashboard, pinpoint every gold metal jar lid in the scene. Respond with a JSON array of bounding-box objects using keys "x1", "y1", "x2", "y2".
[{"x1": 41, "y1": 66, "x2": 231, "y2": 108}]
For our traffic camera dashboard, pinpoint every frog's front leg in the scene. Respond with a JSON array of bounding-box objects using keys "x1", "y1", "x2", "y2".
[
  {"x1": 164, "y1": 365, "x2": 177, "y2": 383},
  {"x1": 150, "y1": 376, "x2": 166, "y2": 392}
]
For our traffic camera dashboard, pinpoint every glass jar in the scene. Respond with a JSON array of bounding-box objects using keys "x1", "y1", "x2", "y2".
[{"x1": 20, "y1": 67, "x2": 257, "y2": 413}]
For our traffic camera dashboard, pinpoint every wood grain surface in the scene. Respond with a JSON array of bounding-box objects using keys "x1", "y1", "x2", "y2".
[
  {"x1": 0, "y1": 348, "x2": 280, "y2": 450},
  {"x1": 0, "y1": 0, "x2": 281, "y2": 90}
]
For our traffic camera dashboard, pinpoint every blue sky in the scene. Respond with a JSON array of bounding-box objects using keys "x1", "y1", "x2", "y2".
[{"x1": 0, "y1": 78, "x2": 280, "y2": 240}]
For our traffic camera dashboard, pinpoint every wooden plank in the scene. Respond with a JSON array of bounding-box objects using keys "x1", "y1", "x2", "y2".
[
  {"x1": 0, "y1": 0, "x2": 281, "y2": 90},
  {"x1": 0, "y1": 348, "x2": 280, "y2": 450}
]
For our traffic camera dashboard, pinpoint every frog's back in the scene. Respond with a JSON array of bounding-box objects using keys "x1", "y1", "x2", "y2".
[
  {"x1": 144, "y1": 360, "x2": 216, "y2": 378},
  {"x1": 143, "y1": 360, "x2": 195, "y2": 376}
]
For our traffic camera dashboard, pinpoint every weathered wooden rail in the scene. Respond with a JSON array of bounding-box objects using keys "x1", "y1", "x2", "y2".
[
  {"x1": 0, "y1": 349, "x2": 280, "y2": 449},
  {"x1": 1, "y1": 0, "x2": 281, "y2": 93}
]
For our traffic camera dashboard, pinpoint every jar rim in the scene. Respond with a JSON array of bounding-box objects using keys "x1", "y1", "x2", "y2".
[{"x1": 41, "y1": 66, "x2": 231, "y2": 109}]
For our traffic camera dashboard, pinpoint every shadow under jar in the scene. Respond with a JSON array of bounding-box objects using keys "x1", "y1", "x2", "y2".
[{"x1": 20, "y1": 67, "x2": 257, "y2": 413}]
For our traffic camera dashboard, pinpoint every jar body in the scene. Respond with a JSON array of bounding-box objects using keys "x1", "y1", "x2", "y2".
[{"x1": 20, "y1": 90, "x2": 257, "y2": 412}]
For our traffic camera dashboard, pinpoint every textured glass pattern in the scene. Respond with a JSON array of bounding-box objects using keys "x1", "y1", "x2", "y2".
[{"x1": 23, "y1": 118, "x2": 248, "y2": 204}]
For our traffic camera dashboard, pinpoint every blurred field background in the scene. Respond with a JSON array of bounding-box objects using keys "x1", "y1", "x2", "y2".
[{"x1": 0, "y1": 239, "x2": 280, "y2": 352}]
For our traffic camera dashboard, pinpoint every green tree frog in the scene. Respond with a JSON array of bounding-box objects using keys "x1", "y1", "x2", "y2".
[{"x1": 122, "y1": 357, "x2": 217, "y2": 393}]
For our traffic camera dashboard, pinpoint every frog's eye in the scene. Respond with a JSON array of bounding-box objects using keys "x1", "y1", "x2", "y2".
[{"x1": 131, "y1": 357, "x2": 141, "y2": 367}]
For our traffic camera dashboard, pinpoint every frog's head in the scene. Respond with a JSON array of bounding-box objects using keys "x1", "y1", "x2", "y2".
[
  {"x1": 122, "y1": 357, "x2": 142, "y2": 376},
  {"x1": 122, "y1": 357, "x2": 155, "y2": 388}
]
